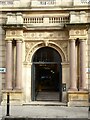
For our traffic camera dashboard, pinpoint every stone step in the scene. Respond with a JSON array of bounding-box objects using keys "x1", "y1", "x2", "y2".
[
  {"x1": 36, "y1": 92, "x2": 60, "y2": 101},
  {"x1": 3, "y1": 117, "x2": 88, "y2": 120},
  {"x1": 23, "y1": 101, "x2": 67, "y2": 106}
]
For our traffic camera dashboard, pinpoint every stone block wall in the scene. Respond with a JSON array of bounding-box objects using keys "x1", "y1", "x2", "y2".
[
  {"x1": 0, "y1": 13, "x2": 6, "y2": 103},
  {"x1": 88, "y1": 29, "x2": 90, "y2": 95}
]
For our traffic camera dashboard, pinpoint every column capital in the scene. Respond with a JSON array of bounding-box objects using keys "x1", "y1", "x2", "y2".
[
  {"x1": 23, "y1": 62, "x2": 32, "y2": 67},
  {"x1": 61, "y1": 62, "x2": 69, "y2": 67},
  {"x1": 69, "y1": 39, "x2": 76, "y2": 41},
  {"x1": 79, "y1": 39, "x2": 86, "y2": 42},
  {"x1": 16, "y1": 40, "x2": 23, "y2": 43},
  {"x1": 15, "y1": 39, "x2": 23, "y2": 42},
  {"x1": 6, "y1": 40, "x2": 12, "y2": 43},
  {"x1": 5, "y1": 38, "x2": 13, "y2": 41}
]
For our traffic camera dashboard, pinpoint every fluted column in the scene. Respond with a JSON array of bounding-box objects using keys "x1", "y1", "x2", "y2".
[
  {"x1": 80, "y1": 40, "x2": 86, "y2": 90},
  {"x1": 16, "y1": 40, "x2": 22, "y2": 89},
  {"x1": 69, "y1": 40, "x2": 77, "y2": 90},
  {"x1": 6, "y1": 41, "x2": 12, "y2": 89}
]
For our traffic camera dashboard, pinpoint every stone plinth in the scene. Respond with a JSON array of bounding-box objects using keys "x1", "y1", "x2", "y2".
[
  {"x1": 68, "y1": 91, "x2": 88, "y2": 106},
  {"x1": 1, "y1": 90, "x2": 23, "y2": 105}
]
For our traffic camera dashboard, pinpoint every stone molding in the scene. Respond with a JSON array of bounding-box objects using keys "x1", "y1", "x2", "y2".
[
  {"x1": 23, "y1": 31, "x2": 69, "y2": 41},
  {"x1": 69, "y1": 29, "x2": 87, "y2": 40},
  {"x1": 5, "y1": 30, "x2": 23, "y2": 41},
  {"x1": 24, "y1": 40, "x2": 68, "y2": 64}
]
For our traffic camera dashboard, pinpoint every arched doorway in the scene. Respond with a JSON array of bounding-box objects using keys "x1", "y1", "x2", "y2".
[{"x1": 32, "y1": 47, "x2": 62, "y2": 101}]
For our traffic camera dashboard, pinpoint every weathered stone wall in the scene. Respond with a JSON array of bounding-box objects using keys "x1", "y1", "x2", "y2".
[
  {"x1": 88, "y1": 29, "x2": 90, "y2": 93},
  {"x1": 0, "y1": 13, "x2": 6, "y2": 103},
  {"x1": 0, "y1": 0, "x2": 89, "y2": 106}
]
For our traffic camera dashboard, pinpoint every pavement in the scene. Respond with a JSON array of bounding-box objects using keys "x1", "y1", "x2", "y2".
[{"x1": 0, "y1": 102, "x2": 89, "y2": 119}]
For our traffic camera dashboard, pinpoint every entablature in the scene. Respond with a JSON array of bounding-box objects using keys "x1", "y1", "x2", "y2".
[
  {"x1": 65, "y1": 23, "x2": 89, "y2": 40},
  {"x1": 0, "y1": 0, "x2": 90, "y2": 9}
]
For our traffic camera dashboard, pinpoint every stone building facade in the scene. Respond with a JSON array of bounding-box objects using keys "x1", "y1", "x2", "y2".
[{"x1": 0, "y1": 0, "x2": 89, "y2": 106}]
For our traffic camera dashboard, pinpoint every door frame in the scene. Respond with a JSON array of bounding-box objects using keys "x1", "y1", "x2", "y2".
[{"x1": 31, "y1": 62, "x2": 62, "y2": 101}]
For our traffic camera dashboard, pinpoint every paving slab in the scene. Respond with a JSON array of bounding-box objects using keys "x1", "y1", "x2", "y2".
[{"x1": 1, "y1": 105, "x2": 89, "y2": 119}]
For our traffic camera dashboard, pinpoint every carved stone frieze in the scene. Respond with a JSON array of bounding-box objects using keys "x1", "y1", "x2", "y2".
[
  {"x1": 6, "y1": 30, "x2": 23, "y2": 40},
  {"x1": 69, "y1": 29, "x2": 87, "y2": 39},
  {"x1": 23, "y1": 31, "x2": 69, "y2": 40},
  {"x1": 6, "y1": 30, "x2": 23, "y2": 37}
]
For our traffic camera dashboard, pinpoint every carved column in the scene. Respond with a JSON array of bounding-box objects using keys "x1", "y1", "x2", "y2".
[
  {"x1": 69, "y1": 40, "x2": 77, "y2": 90},
  {"x1": 6, "y1": 40, "x2": 12, "y2": 89},
  {"x1": 16, "y1": 40, "x2": 22, "y2": 89},
  {"x1": 80, "y1": 40, "x2": 86, "y2": 90}
]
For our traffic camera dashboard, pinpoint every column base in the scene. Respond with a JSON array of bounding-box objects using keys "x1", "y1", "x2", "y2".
[
  {"x1": 79, "y1": 88, "x2": 88, "y2": 91},
  {"x1": 1, "y1": 90, "x2": 23, "y2": 105},
  {"x1": 15, "y1": 87, "x2": 22, "y2": 90},
  {"x1": 68, "y1": 88, "x2": 78, "y2": 91},
  {"x1": 67, "y1": 91, "x2": 89, "y2": 107},
  {"x1": 6, "y1": 88, "x2": 13, "y2": 90}
]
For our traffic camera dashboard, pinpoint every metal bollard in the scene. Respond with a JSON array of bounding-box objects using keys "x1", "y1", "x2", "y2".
[
  {"x1": 6, "y1": 92, "x2": 10, "y2": 116},
  {"x1": 89, "y1": 95, "x2": 90, "y2": 111}
]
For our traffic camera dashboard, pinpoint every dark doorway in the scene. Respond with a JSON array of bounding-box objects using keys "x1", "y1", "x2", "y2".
[{"x1": 32, "y1": 47, "x2": 62, "y2": 101}]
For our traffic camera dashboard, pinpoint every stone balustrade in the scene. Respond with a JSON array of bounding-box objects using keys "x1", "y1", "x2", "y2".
[
  {"x1": 6, "y1": 11, "x2": 87, "y2": 26},
  {"x1": 23, "y1": 16, "x2": 69, "y2": 26},
  {"x1": 24, "y1": 17, "x2": 44, "y2": 24},
  {"x1": 7, "y1": 13, "x2": 70, "y2": 26}
]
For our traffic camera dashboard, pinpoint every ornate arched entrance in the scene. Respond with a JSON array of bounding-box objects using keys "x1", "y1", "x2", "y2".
[{"x1": 32, "y1": 47, "x2": 62, "y2": 101}]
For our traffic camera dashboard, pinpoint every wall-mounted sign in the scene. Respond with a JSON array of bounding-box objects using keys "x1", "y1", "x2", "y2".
[
  {"x1": 0, "y1": 68, "x2": 6, "y2": 73},
  {"x1": 86, "y1": 68, "x2": 90, "y2": 73}
]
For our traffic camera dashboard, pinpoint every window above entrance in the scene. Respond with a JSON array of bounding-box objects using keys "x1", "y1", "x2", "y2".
[{"x1": 32, "y1": 47, "x2": 62, "y2": 63}]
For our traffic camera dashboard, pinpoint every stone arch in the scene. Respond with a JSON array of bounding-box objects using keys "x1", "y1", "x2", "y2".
[{"x1": 25, "y1": 41, "x2": 67, "y2": 63}]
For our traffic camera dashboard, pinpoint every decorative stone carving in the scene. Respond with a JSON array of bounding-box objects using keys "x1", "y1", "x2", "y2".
[
  {"x1": 25, "y1": 42, "x2": 39, "y2": 61},
  {"x1": 23, "y1": 31, "x2": 69, "y2": 40},
  {"x1": 69, "y1": 29, "x2": 87, "y2": 39},
  {"x1": 43, "y1": 40, "x2": 49, "y2": 46},
  {"x1": 6, "y1": 30, "x2": 23, "y2": 40},
  {"x1": 54, "y1": 41, "x2": 68, "y2": 61},
  {"x1": 24, "y1": 31, "x2": 69, "y2": 63},
  {"x1": 25, "y1": 40, "x2": 68, "y2": 63}
]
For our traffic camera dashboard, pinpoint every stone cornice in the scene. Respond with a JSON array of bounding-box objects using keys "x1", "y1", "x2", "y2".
[
  {"x1": 2, "y1": 24, "x2": 24, "y2": 30},
  {"x1": 2, "y1": 24, "x2": 66, "y2": 31},
  {"x1": 0, "y1": 6, "x2": 89, "y2": 12},
  {"x1": 65, "y1": 23, "x2": 90, "y2": 30}
]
